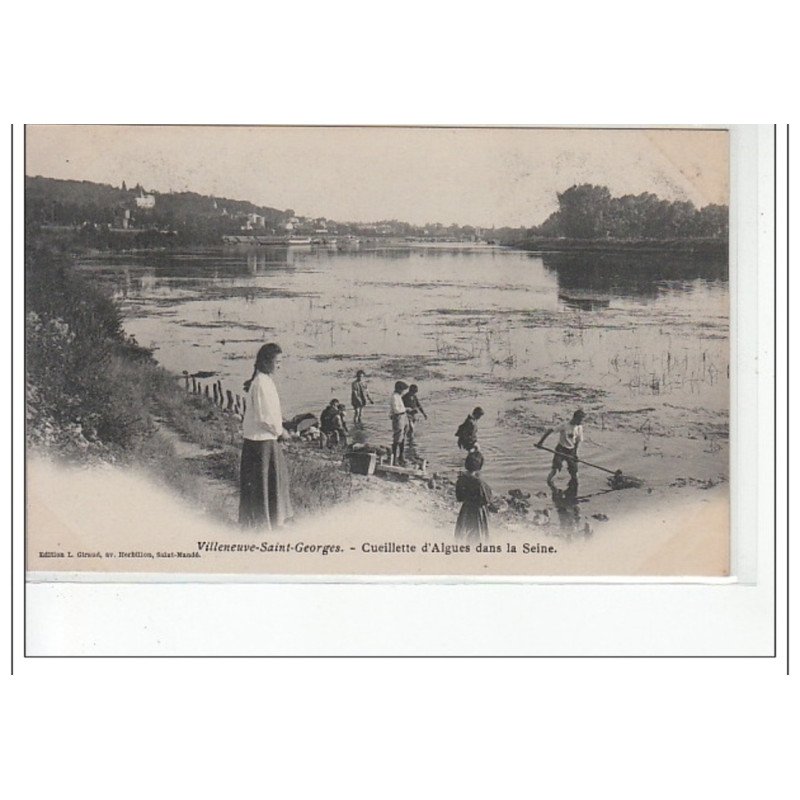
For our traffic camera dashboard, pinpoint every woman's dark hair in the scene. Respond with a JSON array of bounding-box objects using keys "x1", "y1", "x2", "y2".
[
  {"x1": 408, "y1": 384, "x2": 418, "y2": 393},
  {"x1": 465, "y1": 451, "x2": 484, "y2": 472},
  {"x1": 394, "y1": 381, "x2": 408, "y2": 393},
  {"x1": 356, "y1": 369, "x2": 366, "y2": 378},
  {"x1": 572, "y1": 408, "x2": 586, "y2": 423},
  {"x1": 472, "y1": 406, "x2": 484, "y2": 418},
  {"x1": 244, "y1": 342, "x2": 282, "y2": 391}
]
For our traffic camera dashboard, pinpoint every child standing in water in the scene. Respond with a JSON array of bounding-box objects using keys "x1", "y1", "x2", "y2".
[
  {"x1": 351, "y1": 369, "x2": 373, "y2": 426},
  {"x1": 403, "y1": 384, "x2": 428, "y2": 441},
  {"x1": 389, "y1": 381, "x2": 409, "y2": 465},
  {"x1": 455, "y1": 450, "x2": 493, "y2": 541},
  {"x1": 537, "y1": 409, "x2": 586, "y2": 488},
  {"x1": 455, "y1": 406, "x2": 484, "y2": 452}
]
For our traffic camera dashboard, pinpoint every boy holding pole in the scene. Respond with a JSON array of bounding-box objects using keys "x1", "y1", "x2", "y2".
[{"x1": 537, "y1": 409, "x2": 585, "y2": 488}]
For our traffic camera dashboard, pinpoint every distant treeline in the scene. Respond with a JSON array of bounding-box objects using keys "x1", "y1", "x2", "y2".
[
  {"x1": 524, "y1": 184, "x2": 728, "y2": 242},
  {"x1": 24, "y1": 176, "x2": 491, "y2": 246},
  {"x1": 25, "y1": 176, "x2": 291, "y2": 247},
  {"x1": 25, "y1": 175, "x2": 729, "y2": 250}
]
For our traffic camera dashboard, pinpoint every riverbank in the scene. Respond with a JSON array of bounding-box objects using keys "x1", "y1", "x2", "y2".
[
  {"x1": 511, "y1": 237, "x2": 727, "y2": 257},
  {"x1": 27, "y1": 343, "x2": 731, "y2": 579},
  {"x1": 29, "y1": 358, "x2": 731, "y2": 579},
  {"x1": 26, "y1": 242, "x2": 730, "y2": 577},
  {"x1": 23, "y1": 243, "x2": 548, "y2": 543},
  {"x1": 27, "y1": 452, "x2": 728, "y2": 577},
  {"x1": 25, "y1": 242, "x2": 354, "y2": 523}
]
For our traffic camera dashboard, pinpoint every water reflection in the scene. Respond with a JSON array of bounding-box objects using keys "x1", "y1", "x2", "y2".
[
  {"x1": 557, "y1": 294, "x2": 610, "y2": 311},
  {"x1": 542, "y1": 251, "x2": 728, "y2": 301},
  {"x1": 550, "y1": 478, "x2": 592, "y2": 536},
  {"x1": 245, "y1": 246, "x2": 307, "y2": 273},
  {"x1": 75, "y1": 244, "x2": 729, "y2": 497},
  {"x1": 347, "y1": 247, "x2": 414, "y2": 261}
]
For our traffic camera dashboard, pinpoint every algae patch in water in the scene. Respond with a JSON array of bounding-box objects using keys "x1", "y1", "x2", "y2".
[
  {"x1": 188, "y1": 286, "x2": 319, "y2": 301},
  {"x1": 312, "y1": 353, "x2": 383, "y2": 362},
  {"x1": 180, "y1": 320, "x2": 275, "y2": 333},
  {"x1": 669, "y1": 475, "x2": 728, "y2": 490},
  {"x1": 607, "y1": 472, "x2": 644, "y2": 490},
  {"x1": 476, "y1": 375, "x2": 608, "y2": 404},
  {"x1": 371, "y1": 356, "x2": 449, "y2": 381},
  {"x1": 311, "y1": 353, "x2": 456, "y2": 381}
]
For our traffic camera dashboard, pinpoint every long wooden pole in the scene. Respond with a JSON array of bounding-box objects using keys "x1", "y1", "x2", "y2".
[{"x1": 534, "y1": 444, "x2": 620, "y2": 476}]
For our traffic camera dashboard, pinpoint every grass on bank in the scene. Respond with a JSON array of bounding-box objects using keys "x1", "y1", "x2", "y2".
[{"x1": 26, "y1": 241, "x2": 352, "y2": 524}]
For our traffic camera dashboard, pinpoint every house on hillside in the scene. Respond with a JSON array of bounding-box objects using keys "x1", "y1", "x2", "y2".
[
  {"x1": 135, "y1": 190, "x2": 155, "y2": 209},
  {"x1": 245, "y1": 213, "x2": 266, "y2": 229}
]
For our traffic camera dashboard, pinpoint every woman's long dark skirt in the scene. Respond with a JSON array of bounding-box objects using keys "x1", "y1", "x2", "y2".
[
  {"x1": 454, "y1": 503, "x2": 490, "y2": 542},
  {"x1": 239, "y1": 439, "x2": 294, "y2": 529}
]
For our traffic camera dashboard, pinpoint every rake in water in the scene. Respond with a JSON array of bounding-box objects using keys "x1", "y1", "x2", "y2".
[{"x1": 534, "y1": 444, "x2": 644, "y2": 489}]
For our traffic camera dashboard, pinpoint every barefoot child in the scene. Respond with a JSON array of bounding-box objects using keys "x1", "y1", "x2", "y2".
[
  {"x1": 389, "y1": 381, "x2": 409, "y2": 464},
  {"x1": 403, "y1": 384, "x2": 428, "y2": 441},
  {"x1": 351, "y1": 370, "x2": 373, "y2": 425},
  {"x1": 455, "y1": 407, "x2": 484, "y2": 452},
  {"x1": 537, "y1": 409, "x2": 586, "y2": 487}
]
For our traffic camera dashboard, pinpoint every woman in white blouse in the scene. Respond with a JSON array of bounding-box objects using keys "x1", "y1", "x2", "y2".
[{"x1": 239, "y1": 343, "x2": 294, "y2": 528}]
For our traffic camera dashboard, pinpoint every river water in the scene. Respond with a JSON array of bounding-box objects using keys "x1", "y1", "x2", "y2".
[{"x1": 76, "y1": 243, "x2": 729, "y2": 504}]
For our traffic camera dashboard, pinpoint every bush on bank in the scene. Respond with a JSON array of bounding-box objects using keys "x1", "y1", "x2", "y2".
[
  {"x1": 25, "y1": 241, "x2": 351, "y2": 521},
  {"x1": 26, "y1": 244, "x2": 154, "y2": 453}
]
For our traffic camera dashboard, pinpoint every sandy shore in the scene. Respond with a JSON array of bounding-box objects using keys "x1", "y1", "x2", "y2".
[{"x1": 27, "y1": 454, "x2": 728, "y2": 578}]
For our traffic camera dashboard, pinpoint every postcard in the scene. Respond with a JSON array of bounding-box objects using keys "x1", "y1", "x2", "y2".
[{"x1": 25, "y1": 125, "x2": 732, "y2": 578}]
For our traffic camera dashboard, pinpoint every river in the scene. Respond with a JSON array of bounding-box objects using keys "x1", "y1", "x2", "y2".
[{"x1": 75, "y1": 242, "x2": 729, "y2": 512}]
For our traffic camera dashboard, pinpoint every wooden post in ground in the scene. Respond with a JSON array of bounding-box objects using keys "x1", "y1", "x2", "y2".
[
  {"x1": 226, "y1": 390, "x2": 234, "y2": 411},
  {"x1": 191, "y1": 376, "x2": 197, "y2": 394},
  {"x1": 183, "y1": 371, "x2": 190, "y2": 391},
  {"x1": 204, "y1": 384, "x2": 210, "y2": 399},
  {"x1": 213, "y1": 383, "x2": 219, "y2": 405},
  {"x1": 217, "y1": 380, "x2": 224, "y2": 407}
]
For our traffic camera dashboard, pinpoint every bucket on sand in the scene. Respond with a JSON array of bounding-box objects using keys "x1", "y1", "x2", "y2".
[{"x1": 347, "y1": 451, "x2": 377, "y2": 476}]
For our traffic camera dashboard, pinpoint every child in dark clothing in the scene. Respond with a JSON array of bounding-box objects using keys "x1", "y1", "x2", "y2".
[
  {"x1": 319, "y1": 399, "x2": 348, "y2": 449},
  {"x1": 403, "y1": 384, "x2": 428, "y2": 440},
  {"x1": 455, "y1": 450, "x2": 493, "y2": 541},
  {"x1": 455, "y1": 406, "x2": 484, "y2": 452}
]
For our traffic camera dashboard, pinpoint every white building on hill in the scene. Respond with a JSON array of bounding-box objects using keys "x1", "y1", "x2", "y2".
[{"x1": 135, "y1": 191, "x2": 155, "y2": 209}]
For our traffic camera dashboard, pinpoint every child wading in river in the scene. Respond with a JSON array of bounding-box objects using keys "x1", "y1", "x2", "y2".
[
  {"x1": 389, "y1": 381, "x2": 409, "y2": 464},
  {"x1": 350, "y1": 370, "x2": 373, "y2": 426},
  {"x1": 455, "y1": 407, "x2": 484, "y2": 452},
  {"x1": 403, "y1": 384, "x2": 428, "y2": 442},
  {"x1": 537, "y1": 409, "x2": 585, "y2": 488}
]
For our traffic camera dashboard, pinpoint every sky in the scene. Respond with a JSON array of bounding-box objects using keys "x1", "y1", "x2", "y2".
[{"x1": 25, "y1": 126, "x2": 730, "y2": 228}]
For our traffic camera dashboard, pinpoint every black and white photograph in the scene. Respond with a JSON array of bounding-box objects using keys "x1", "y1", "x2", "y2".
[
  {"x1": 25, "y1": 125, "x2": 732, "y2": 577},
  {"x1": 5, "y1": 1, "x2": 796, "y2": 795}
]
